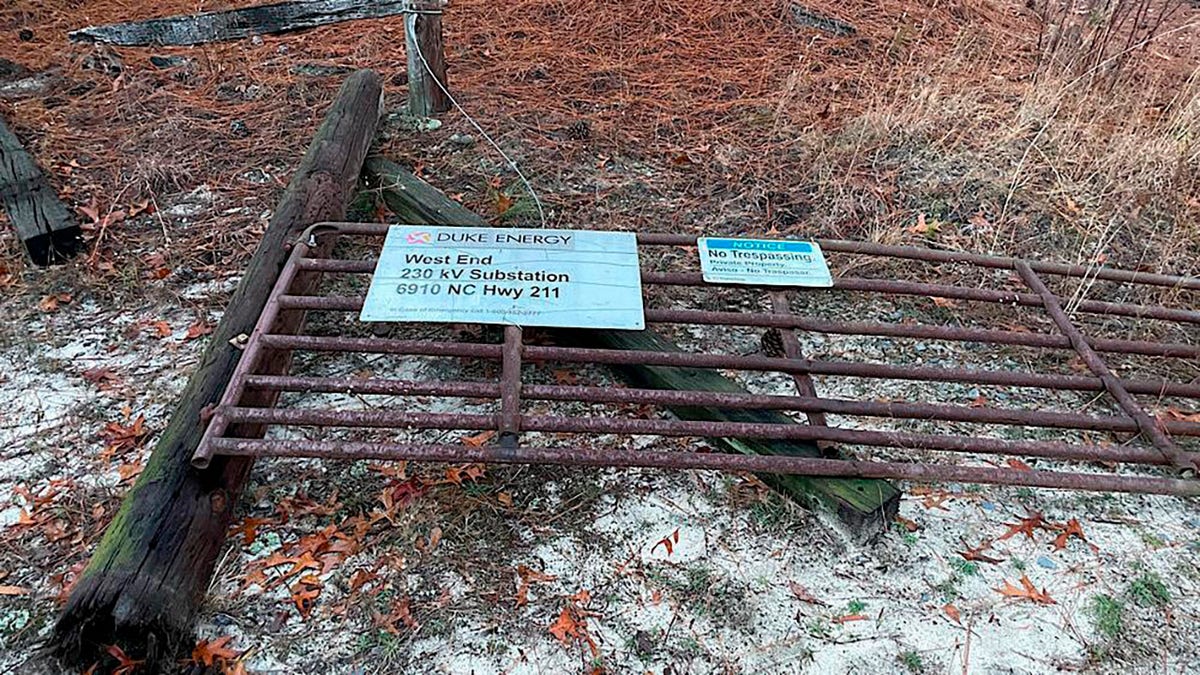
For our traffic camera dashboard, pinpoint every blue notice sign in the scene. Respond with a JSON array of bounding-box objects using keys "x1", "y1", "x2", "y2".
[{"x1": 697, "y1": 237, "x2": 832, "y2": 287}]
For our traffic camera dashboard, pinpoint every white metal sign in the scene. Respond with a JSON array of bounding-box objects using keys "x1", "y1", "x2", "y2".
[
  {"x1": 697, "y1": 237, "x2": 833, "y2": 287},
  {"x1": 360, "y1": 226, "x2": 645, "y2": 329}
]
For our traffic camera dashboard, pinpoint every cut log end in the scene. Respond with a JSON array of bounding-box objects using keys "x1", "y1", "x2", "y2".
[{"x1": 22, "y1": 225, "x2": 84, "y2": 266}]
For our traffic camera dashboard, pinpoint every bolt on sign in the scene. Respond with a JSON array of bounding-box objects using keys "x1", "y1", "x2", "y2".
[{"x1": 360, "y1": 226, "x2": 645, "y2": 329}]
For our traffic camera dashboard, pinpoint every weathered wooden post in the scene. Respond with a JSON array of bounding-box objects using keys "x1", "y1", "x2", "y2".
[
  {"x1": 0, "y1": 117, "x2": 81, "y2": 265},
  {"x1": 404, "y1": 1, "x2": 451, "y2": 116},
  {"x1": 52, "y1": 70, "x2": 384, "y2": 669}
]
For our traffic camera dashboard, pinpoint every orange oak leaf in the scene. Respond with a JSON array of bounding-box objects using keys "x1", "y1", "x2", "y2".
[
  {"x1": 461, "y1": 431, "x2": 496, "y2": 448},
  {"x1": 183, "y1": 320, "x2": 213, "y2": 341},
  {"x1": 191, "y1": 636, "x2": 238, "y2": 667},
  {"x1": 651, "y1": 528, "x2": 680, "y2": 556},
  {"x1": 997, "y1": 512, "x2": 1047, "y2": 541},
  {"x1": 995, "y1": 575, "x2": 1055, "y2": 605},
  {"x1": 1006, "y1": 458, "x2": 1033, "y2": 472},
  {"x1": 516, "y1": 565, "x2": 557, "y2": 606},
  {"x1": 106, "y1": 644, "x2": 143, "y2": 675},
  {"x1": 1051, "y1": 518, "x2": 1089, "y2": 551},
  {"x1": 958, "y1": 541, "x2": 1004, "y2": 564}
]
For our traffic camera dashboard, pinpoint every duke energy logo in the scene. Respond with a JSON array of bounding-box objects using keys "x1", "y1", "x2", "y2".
[{"x1": 406, "y1": 231, "x2": 433, "y2": 245}]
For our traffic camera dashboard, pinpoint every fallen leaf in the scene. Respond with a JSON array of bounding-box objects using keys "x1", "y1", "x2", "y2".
[
  {"x1": 184, "y1": 320, "x2": 213, "y2": 341},
  {"x1": 1006, "y1": 458, "x2": 1033, "y2": 472},
  {"x1": 116, "y1": 462, "x2": 143, "y2": 482},
  {"x1": 932, "y1": 296, "x2": 957, "y2": 309},
  {"x1": 516, "y1": 564, "x2": 557, "y2": 606},
  {"x1": 38, "y1": 293, "x2": 72, "y2": 312},
  {"x1": 943, "y1": 603, "x2": 962, "y2": 624},
  {"x1": 101, "y1": 415, "x2": 148, "y2": 458},
  {"x1": 995, "y1": 575, "x2": 1055, "y2": 605},
  {"x1": 290, "y1": 578, "x2": 322, "y2": 617},
  {"x1": 375, "y1": 596, "x2": 419, "y2": 634},
  {"x1": 495, "y1": 192, "x2": 514, "y2": 216},
  {"x1": 0, "y1": 585, "x2": 30, "y2": 596},
  {"x1": 650, "y1": 528, "x2": 680, "y2": 557},
  {"x1": 549, "y1": 606, "x2": 580, "y2": 644},
  {"x1": 128, "y1": 198, "x2": 154, "y2": 218},
  {"x1": 461, "y1": 430, "x2": 496, "y2": 448},
  {"x1": 82, "y1": 367, "x2": 120, "y2": 387},
  {"x1": 832, "y1": 614, "x2": 868, "y2": 623},
  {"x1": 229, "y1": 516, "x2": 275, "y2": 546},
  {"x1": 959, "y1": 542, "x2": 1004, "y2": 564},
  {"x1": 497, "y1": 492, "x2": 513, "y2": 507},
  {"x1": 553, "y1": 369, "x2": 579, "y2": 385},
  {"x1": 787, "y1": 581, "x2": 827, "y2": 606},
  {"x1": 1051, "y1": 518, "x2": 1088, "y2": 551},
  {"x1": 443, "y1": 463, "x2": 486, "y2": 484},
  {"x1": 349, "y1": 569, "x2": 378, "y2": 594},
  {"x1": 106, "y1": 644, "x2": 143, "y2": 675},
  {"x1": 148, "y1": 320, "x2": 172, "y2": 338},
  {"x1": 908, "y1": 212, "x2": 940, "y2": 236},
  {"x1": 191, "y1": 636, "x2": 238, "y2": 667},
  {"x1": 969, "y1": 394, "x2": 989, "y2": 408},
  {"x1": 78, "y1": 198, "x2": 101, "y2": 224},
  {"x1": 1157, "y1": 407, "x2": 1200, "y2": 423},
  {"x1": 920, "y1": 491, "x2": 953, "y2": 511},
  {"x1": 968, "y1": 211, "x2": 991, "y2": 231},
  {"x1": 997, "y1": 512, "x2": 1047, "y2": 541},
  {"x1": 895, "y1": 516, "x2": 920, "y2": 532}
]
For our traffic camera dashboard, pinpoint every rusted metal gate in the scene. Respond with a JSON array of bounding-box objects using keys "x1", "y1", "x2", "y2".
[{"x1": 194, "y1": 222, "x2": 1200, "y2": 496}]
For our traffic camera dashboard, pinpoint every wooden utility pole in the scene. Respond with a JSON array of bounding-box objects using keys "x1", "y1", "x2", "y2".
[
  {"x1": 404, "y1": 3, "x2": 451, "y2": 117},
  {"x1": 52, "y1": 70, "x2": 383, "y2": 669}
]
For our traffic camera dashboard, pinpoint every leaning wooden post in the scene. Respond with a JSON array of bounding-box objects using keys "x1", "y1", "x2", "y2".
[
  {"x1": 52, "y1": 70, "x2": 383, "y2": 667},
  {"x1": 404, "y1": 1, "x2": 451, "y2": 116}
]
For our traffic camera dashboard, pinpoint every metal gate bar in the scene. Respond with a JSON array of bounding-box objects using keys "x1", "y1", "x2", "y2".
[
  {"x1": 272, "y1": 296, "x2": 1200, "y2": 359},
  {"x1": 193, "y1": 223, "x2": 1200, "y2": 496},
  {"x1": 303, "y1": 259, "x2": 1200, "y2": 326},
  {"x1": 252, "y1": 333, "x2": 1200, "y2": 399}
]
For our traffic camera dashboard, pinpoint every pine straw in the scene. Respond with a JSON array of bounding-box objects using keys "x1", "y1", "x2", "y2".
[
  {"x1": 0, "y1": 0, "x2": 1196, "y2": 285},
  {"x1": 443, "y1": 0, "x2": 1032, "y2": 145}
]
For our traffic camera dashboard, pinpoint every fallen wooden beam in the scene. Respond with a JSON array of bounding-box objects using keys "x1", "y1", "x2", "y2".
[
  {"x1": 70, "y1": 0, "x2": 439, "y2": 46},
  {"x1": 362, "y1": 156, "x2": 901, "y2": 536},
  {"x1": 0, "y1": 116, "x2": 81, "y2": 265},
  {"x1": 52, "y1": 70, "x2": 383, "y2": 669}
]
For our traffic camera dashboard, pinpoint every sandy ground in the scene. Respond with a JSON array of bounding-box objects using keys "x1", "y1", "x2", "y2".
[
  {"x1": 2, "y1": 241, "x2": 1198, "y2": 674},
  {"x1": 2, "y1": 2, "x2": 1200, "y2": 673}
]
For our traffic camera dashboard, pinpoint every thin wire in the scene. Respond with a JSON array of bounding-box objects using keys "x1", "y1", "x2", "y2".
[{"x1": 405, "y1": 15, "x2": 548, "y2": 228}]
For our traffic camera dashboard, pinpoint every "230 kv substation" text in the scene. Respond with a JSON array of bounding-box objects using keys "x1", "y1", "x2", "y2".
[{"x1": 394, "y1": 253, "x2": 569, "y2": 299}]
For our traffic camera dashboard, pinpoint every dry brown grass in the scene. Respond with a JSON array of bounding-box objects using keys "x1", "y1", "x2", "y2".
[{"x1": 750, "y1": 5, "x2": 1200, "y2": 280}]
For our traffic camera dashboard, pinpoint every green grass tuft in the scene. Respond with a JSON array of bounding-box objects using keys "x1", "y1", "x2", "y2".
[
  {"x1": 1128, "y1": 571, "x2": 1170, "y2": 608},
  {"x1": 1089, "y1": 594, "x2": 1124, "y2": 639}
]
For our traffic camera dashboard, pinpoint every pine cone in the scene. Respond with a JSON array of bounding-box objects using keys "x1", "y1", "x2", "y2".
[
  {"x1": 760, "y1": 328, "x2": 787, "y2": 358},
  {"x1": 566, "y1": 119, "x2": 591, "y2": 140}
]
